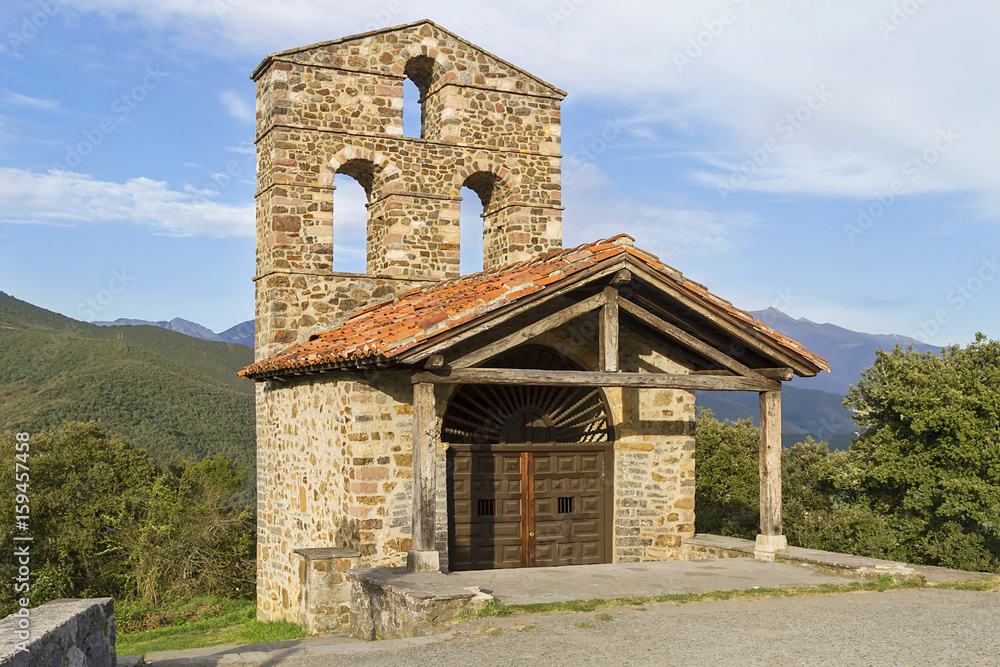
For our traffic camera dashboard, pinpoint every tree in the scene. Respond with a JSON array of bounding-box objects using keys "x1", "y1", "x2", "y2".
[
  {"x1": 124, "y1": 457, "x2": 255, "y2": 605},
  {"x1": 694, "y1": 409, "x2": 759, "y2": 539},
  {"x1": 0, "y1": 421, "x2": 255, "y2": 616},
  {"x1": 845, "y1": 335, "x2": 1000, "y2": 572},
  {"x1": 0, "y1": 422, "x2": 157, "y2": 613}
]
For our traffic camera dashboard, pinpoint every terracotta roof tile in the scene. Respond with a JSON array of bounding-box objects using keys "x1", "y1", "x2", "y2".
[{"x1": 240, "y1": 236, "x2": 830, "y2": 379}]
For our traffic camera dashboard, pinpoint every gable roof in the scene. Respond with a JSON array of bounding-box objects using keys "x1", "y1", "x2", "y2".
[
  {"x1": 251, "y1": 19, "x2": 566, "y2": 97},
  {"x1": 240, "y1": 236, "x2": 830, "y2": 381}
]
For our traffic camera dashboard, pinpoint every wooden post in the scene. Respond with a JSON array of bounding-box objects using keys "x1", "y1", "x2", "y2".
[
  {"x1": 408, "y1": 382, "x2": 440, "y2": 572},
  {"x1": 600, "y1": 286, "x2": 619, "y2": 372},
  {"x1": 755, "y1": 389, "x2": 787, "y2": 560}
]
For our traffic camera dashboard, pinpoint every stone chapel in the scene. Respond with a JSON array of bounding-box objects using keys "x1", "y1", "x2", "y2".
[{"x1": 241, "y1": 20, "x2": 829, "y2": 630}]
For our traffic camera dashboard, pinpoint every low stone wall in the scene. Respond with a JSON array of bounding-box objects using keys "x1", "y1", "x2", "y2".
[
  {"x1": 295, "y1": 547, "x2": 362, "y2": 634},
  {"x1": 348, "y1": 568, "x2": 490, "y2": 640},
  {"x1": 0, "y1": 598, "x2": 116, "y2": 667},
  {"x1": 680, "y1": 537, "x2": 754, "y2": 561}
]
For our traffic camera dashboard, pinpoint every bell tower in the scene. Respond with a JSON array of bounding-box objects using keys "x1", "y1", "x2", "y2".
[{"x1": 252, "y1": 20, "x2": 567, "y2": 360}]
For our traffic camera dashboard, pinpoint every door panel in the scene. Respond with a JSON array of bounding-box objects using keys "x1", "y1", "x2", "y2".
[
  {"x1": 530, "y1": 451, "x2": 606, "y2": 567},
  {"x1": 448, "y1": 450, "x2": 524, "y2": 570},
  {"x1": 448, "y1": 447, "x2": 608, "y2": 571}
]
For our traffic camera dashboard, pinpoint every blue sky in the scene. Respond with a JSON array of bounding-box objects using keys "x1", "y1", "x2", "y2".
[{"x1": 0, "y1": 0, "x2": 997, "y2": 346}]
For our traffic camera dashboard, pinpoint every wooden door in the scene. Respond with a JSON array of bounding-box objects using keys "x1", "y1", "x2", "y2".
[
  {"x1": 448, "y1": 447, "x2": 609, "y2": 570},
  {"x1": 529, "y1": 451, "x2": 606, "y2": 567}
]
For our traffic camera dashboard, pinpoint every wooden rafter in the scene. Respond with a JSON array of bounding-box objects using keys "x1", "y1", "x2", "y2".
[
  {"x1": 617, "y1": 297, "x2": 767, "y2": 381},
  {"x1": 398, "y1": 258, "x2": 627, "y2": 365},
  {"x1": 693, "y1": 368, "x2": 795, "y2": 381},
  {"x1": 626, "y1": 263, "x2": 814, "y2": 374},
  {"x1": 450, "y1": 292, "x2": 606, "y2": 369}
]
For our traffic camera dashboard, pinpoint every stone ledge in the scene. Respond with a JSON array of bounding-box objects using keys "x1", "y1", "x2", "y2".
[
  {"x1": 0, "y1": 597, "x2": 115, "y2": 667},
  {"x1": 684, "y1": 534, "x2": 995, "y2": 585},
  {"x1": 293, "y1": 547, "x2": 362, "y2": 561},
  {"x1": 347, "y1": 568, "x2": 491, "y2": 640}
]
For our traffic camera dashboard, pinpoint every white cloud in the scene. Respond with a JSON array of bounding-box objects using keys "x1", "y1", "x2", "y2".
[
  {"x1": 0, "y1": 168, "x2": 253, "y2": 237},
  {"x1": 218, "y1": 89, "x2": 254, "y2": 123},
  {"x1": 4, "y1": 93, "x2": 61, "y2": 111},
  {"x1": 562, "y1": 157, "x2": 755, "y2": 261},
  {"x1": 226, "y1": 141, "x2": 255, "y2": 155},
  {"x1": 61, "y1": 1, "x2": 1000, "y2": 213}
]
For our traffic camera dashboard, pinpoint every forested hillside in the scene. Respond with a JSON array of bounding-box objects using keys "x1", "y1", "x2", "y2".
[{"x1": 0, "y1": 293, "x2": 255, "y2": 485}]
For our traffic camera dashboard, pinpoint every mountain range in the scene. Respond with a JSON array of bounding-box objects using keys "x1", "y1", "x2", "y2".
[
  {"x1": 94, "y1": 317, "x2": 254, "y2": 347},
  {"x1": 2, "y1": 292, "x2": 950, "y2": 469},
  {"x1": 696, "y1": 307, "x2": 939, "y2": 449},
  {"x1": 0, "y1": 292, "x2": 255, "y2": 498}
]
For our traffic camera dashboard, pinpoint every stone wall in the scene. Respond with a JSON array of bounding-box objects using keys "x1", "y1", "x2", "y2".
[
  {"x1": 256, "y1": 370, "x2": 421, "y2": 623},
  {"x1": 256, "y1": 365, "x2": 462, "y2": 626},
  {"x1": 0, "y1": 598, "x2": 115, "y2": 667}
]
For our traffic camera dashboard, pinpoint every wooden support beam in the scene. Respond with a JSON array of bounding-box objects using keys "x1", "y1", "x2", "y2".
[
  {"x1": 411, "y1": 383, "x2": 437, "y2": 553},
  {"x1": 758, "y1": 389, "x2": 783, "y2": 537},
  {"x1": 450, "y1": 292, "x2": 606, "y2": 369},
  {"x1": 617, "y1": 297, "x2": 767, "y2": 381},
  {"x1": 693, "y1": 367, "x2": 795, "y2": 381},
  {"x1": 412, "y1": 368, "x2": 781, "y2": 392},
  {"x1": 600, "y1": 286, "x2": 619, "y2": 372}
]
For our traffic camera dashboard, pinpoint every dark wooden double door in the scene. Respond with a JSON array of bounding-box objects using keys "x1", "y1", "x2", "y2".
[{"x1": 448, "y1": 446, "x2": 611, "y2": 571}]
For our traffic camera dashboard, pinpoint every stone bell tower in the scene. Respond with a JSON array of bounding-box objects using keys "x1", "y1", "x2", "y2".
[{"x1": 251, "y1": 20, "x2": 567, "y2": 361}]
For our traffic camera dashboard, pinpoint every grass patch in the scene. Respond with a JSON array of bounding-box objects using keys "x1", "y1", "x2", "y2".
[
  {"x1": 497, "y1": 576, "x2": 925, "y2": 617},
  {"x1": 575, "y1": 622, "x2": 594, "y2": 629},
  {"x1": 931, "y1": 577, "x2": 1000, "y2": 592},
  {"x1": 474, "y1": 600, "x2": 513, "y2": 618},
  {"x1": 594, "y1": 613, "x2": 613, "y2": 622},
  {"x1": 116, "y1": 597, "x2": 307, "y2": 656}
]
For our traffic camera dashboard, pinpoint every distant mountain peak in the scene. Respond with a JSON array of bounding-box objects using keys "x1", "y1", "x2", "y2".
[
  {"x1": 748, "y1": 308, "x2": 938, "y2": 395},
  {"x1": 93, "y1": 316, "x2": 253, "y2": 347}
]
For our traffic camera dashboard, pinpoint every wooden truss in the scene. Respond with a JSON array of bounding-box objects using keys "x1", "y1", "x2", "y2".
[{"x1": 406, "y1": 270, "x2": 791, "y2": 569}]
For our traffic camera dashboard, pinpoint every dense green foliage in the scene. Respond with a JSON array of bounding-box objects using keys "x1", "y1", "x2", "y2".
[
  {"x1": 692, "y1": 410, "x2": 759, "y2": 539},
  {"x1": 0, "y1": 292, "x2": 255, "y2": 497},
  {"x1": 0, "y1": 422, "x2": 254, "y2": 616},
  {"x1": 696, "y1": 336, "x2": 1000, "y2": 573},
  {"x1": 845, "y1": 335, "x2": 1000, "y2": 571}
]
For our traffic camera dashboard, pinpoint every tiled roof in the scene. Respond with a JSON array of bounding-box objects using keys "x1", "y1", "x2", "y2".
[{"x1": 240, "y1": 236, "x2": 830, "y2": 379}]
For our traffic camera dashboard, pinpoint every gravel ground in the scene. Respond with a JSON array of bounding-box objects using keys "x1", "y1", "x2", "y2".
[{"x1": 282, "y1": 588, "x2": 1000, "y2": 667}]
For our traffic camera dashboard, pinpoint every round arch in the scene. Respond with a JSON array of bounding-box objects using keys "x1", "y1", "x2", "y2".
[{"x1": 441, "y1": 344, "x2": 614, "y2": 445}]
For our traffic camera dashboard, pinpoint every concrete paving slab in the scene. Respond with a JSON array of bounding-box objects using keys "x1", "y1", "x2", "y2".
[{"x1": 439, "y1": 558, "x2": 848, "y2": 604}]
